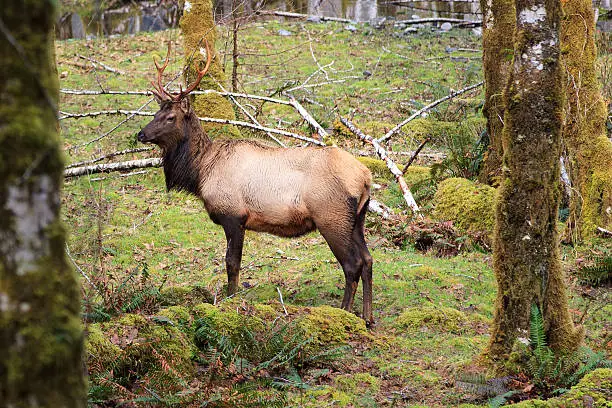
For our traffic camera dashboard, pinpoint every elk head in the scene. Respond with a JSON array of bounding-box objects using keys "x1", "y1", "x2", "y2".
[{"x1": 137, "y1": 40, "x2": 212, "y2": 150}]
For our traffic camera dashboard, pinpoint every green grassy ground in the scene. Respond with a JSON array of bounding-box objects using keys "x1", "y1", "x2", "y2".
[{"x1": 57, "y1": 20, "x2": 610, "y2": 407}]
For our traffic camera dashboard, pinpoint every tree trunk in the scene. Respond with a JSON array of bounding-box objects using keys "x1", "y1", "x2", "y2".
[
  {"x1": 180, "y1": 0, "x2": 241, "y2": 138},
  {"x1": 0, "y1": 1, "x2": 86, "y2": 407},
  {"x1": 478, "y1": 0, "x2": 515, "y2": 186},
  {"x1": 560, "y1": 0, "x2": 612, "y2": 240},
  {"x1": 487, "y1": 0, "x2": 583, "y2": 360}
]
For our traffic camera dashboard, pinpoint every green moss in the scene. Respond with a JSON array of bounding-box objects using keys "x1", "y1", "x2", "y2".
[
  {"x1": 160, "y1": 284, "x2": 214, "y2": 307},
  {"x1": 404, "y1": 165, "x2": 432, "y2": 186},
  {"x1": 302, "y1": 385, "x2": 352, "y2": 407},
  {"x1": 357, "y1": 157, "x2": 393, "y2": 180},
  {"x1": 93, "y1": 313, "x2": 195, "y2": 392},
  {"x1": 334, "y1": 372, "x2": 381, "y2": 394},
  {"x1": 85, "y1": 324, "x2": 123, "y2": 374},
  {"x1": 395, "y1": 306, "x2": 469, "y2": 334},
  {"x1": 191, "y1": 302, "x2": 265, "y2": 334},
  {"x1": 433, "y1": 177, "x2": 496, "y2": 234},
  {"x1": 300, "y1": 305, "x2": 368, "y2": 345}
]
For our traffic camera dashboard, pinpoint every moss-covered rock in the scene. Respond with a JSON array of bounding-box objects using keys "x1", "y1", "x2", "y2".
[
  {"x1": 160, "y1": 284, "x2": 214, "y2": 307},
  {"x1": 395, "y1": 306, "x2": 470, "y2": 334},
  {"x1": 299, "y1": 305, "x2": 368, "y2": 345},
  {"x1": 85, "y1": 324, "x2": 123, "y2": 374},
  {"x1": 508, "y1": 368, "x2": 612, "y2": 407},
  {"x1": 191, "y1": 302, "x2": 266, "y2": 335},
  {"x1": 357, "y1": 157, "x2": 393, "y2": 180},
  {"x1": 90, "y1": 313, "x2": 195, "y2": 392},
  {"x1": 433, "y1": 177, "x2": 496, "y2": 234}
]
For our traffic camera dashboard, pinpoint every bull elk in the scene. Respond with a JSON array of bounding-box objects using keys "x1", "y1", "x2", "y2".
[{"x1": 137, "y1": 42, "x2": 374, "y2": 324}]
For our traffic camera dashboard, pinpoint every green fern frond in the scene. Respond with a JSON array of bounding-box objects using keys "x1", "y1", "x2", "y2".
[{"x1": 529, "y1": 304, "x2": 547, "y2": 353}]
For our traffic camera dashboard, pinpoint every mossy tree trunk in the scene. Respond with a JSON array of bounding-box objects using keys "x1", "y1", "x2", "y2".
[
  {"x1": 0, "y1": 2, "x2": 86, "y2": 407},
  {"x1": 478, "y1": 0, "x2": 515, "y2": 186},
  {"x1": 180, "y1": 0, "x2": 241, "y2": 138},
  {"x1": 487, "y1": 0, "x2": 583, "y2": 361},
  {"x1": 560, "y1": 0, "x2": 612, "y2": 240}
]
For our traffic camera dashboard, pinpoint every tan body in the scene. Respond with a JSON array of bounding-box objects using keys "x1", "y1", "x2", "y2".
[{"x1": 138, "y1": 56, "x2": 374, "y2": 323}]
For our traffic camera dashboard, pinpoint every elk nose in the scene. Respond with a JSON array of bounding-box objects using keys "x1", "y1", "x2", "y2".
[{"x1": 137, "y1": 130, "x2": 146, "y2": 142}]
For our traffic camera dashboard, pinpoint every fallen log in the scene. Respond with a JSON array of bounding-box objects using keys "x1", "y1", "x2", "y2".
[{"x1": 64, "y1": 158, "x2": 161, "y2": 178}]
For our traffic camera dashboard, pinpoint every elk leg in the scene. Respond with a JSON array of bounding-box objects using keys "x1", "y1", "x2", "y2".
[
  {"x1": 353, "y1": 199, "x2": 374, "y2": 326},
  {"x1": 318, "y1": 227, "x2": 361, "y2": 312},
  {"x1": 218, "y1": 215, "x2": 245, "y2": 296}
]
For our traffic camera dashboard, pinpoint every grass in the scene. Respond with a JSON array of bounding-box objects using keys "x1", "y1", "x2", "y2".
[{"x1": 57, "y1": 19, "x2": 610, "y2": 407}]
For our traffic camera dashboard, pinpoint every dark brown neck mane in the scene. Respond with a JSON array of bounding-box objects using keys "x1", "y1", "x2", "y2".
[{"x1": 162, "y1": 110, "x2": 211, "y2": 196}]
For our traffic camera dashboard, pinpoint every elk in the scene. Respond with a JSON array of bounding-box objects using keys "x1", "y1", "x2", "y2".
[{"x1": 137, "y1": 42, "x2": 374, "y2": 324}]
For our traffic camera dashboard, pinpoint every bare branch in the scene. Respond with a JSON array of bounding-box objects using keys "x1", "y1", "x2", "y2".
[
  {"x1": 255, "y1": 10, "x2": 354, "y2": 23},
  {"x1": 64, "y1": 158, "x2": 162, "y2": 178},
  {"x1": 340, "y1": 117, "x2": 421, "y2": 216},
  {"x1": 78, "y1": 54, "x2": 125, "y2": 75},
  {"x1": 65, "y1": 147, "x2": 154, "y2": 169},
  {"x1": 286, "y1": 94, "x2": 329, "y2": 140},
  {"x1": 378, "y1": 81, "x2": 484, "y2": 143},
  {"x1": 402, "y1": 138, "x2": 430, "y2": 174}
]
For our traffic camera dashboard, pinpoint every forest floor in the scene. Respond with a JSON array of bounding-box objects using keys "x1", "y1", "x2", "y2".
[{"x1": 57, "y1": 19, "x2": 611, "y2": 407}]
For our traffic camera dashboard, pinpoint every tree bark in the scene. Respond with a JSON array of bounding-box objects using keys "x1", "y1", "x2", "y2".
[
  {"x1": 487, "y1": 0, "x2": 583, "y2": 361},
  {"x1": 180, "y1": 0, "x2": 241, "y2": 138},
  {"x1": 478, "y1": 0, "x2": 515, "y2": 186},
  {"x1": 0, "y1": 1, "x2": 86, "y2": 406},
  {"x1": 560, "y1": 0, "x2": 612, "y2": 240}
]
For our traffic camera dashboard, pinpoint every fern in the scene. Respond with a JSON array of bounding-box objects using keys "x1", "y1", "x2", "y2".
[{"x1": 577, "y1": 255, "x2": 612, "y2": 286}]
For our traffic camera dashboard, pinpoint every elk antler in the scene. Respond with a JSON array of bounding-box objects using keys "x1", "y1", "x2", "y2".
[
  {"x1": 150, "y1": 39, "x2": 213, "y2": 103},
  {"x1": 151, "y1": 42, "x2": 174, "y2": 102}
]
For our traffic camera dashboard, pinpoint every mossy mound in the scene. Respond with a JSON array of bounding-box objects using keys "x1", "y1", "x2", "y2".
[
  {"x1": 394, "y1": 306, "x2": 471, "y2": 334},
  {"x1": 160, "y1": 284, "x2": 214, "y2": 307},
  {"x1": 88, "y1": 313, "x2": 195, "y2": 392},
  {"x1": 357, "y1": 157, "x2": 393, "y2": 180},
  {"x1": 191, "y1": 302, "x2": 267, "y2": 335},
  {"x1": 401, "y1": 117, "x2": 486, "y2": 145},
  {"x1": 300, "y1": 305, "x2": 368, "y2": 345},
  {"x1": 433, "y1": 177, "x2": 496, "y2": 235},
  {"x1": 508, "y1": 368, "x2": 612, "y2": 407}
]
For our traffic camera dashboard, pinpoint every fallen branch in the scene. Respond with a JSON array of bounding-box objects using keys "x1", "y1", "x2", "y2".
[
  {"x1": 402, "y1": 138, "x2": 430, "y2": 174},
  {"x1": 78, "y1": 55, "x2": 125, "y2": 75},
  {"x1": 287, "y1": 94, "x2": 329, "y2": 140},
  {"x1": 65, "y1": 147, "x2": 154, "y2": 169},
  {"x1": 394, "y1": 17, "x2": 481, "y2": 26},
  {"x1": 60, "y1": 88, "x2": 294, "y2": 106},
  {"x1": 64, "y1": 158, "x2": 161, "y2": 178},
  {"x1": 596, "y1": 227, "x2": 612, "y2": 238},
  {"x1": 378, "y1": 81, "x2": 484, "y2": 143},
  {"x1": 340, "y1": 117, "x2": 421, "y2": 216},
  {"x1": 255, "y1": 10, "x2": 354, "y2": 23},
  {"x1": 59, "y1": 109, "x2": 326, "y2": 146},
  {"x1": 368, "y1": 199, "x2": 392, "y2": 219}
]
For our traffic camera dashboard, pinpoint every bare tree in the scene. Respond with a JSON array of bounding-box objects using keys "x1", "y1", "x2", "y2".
[
  {"x1": 0, "y1": 2, "x2": 86, "y2": 406},
  {"x1": 487, "y1": 0, "x2": 583, "y2": 360}
]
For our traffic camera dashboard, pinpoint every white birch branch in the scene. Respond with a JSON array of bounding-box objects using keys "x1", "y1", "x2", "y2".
[
  {"x1": 287, "y1": 94, "x2": 329, "y2": 140},
  {"x1": 394, "y1": 18, "x2": 482, "y2": 26},
  {"x1": 78, "y1": 55, "x2": 125, "y2": 75},
  {"x1": 378, "y1": 81, "x2": 484, "y2": 143},
  {"x1": 59, "y1": 110, "x2": 326, "y2": 146},
  {"x1": 340, "y1": 117, "x2": 422, "y2": 216},
  {"x1": 254, "y1": 10, "x2": 354, "y2": 23},
  {"x1": 65, "y1": 147, "x2": 154, "y2": 169},
  {"x1": 64, "y1": 158, "x2": 161, "y2": 178}
]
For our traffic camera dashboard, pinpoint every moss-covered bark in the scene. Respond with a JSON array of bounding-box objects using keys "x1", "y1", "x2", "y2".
[
  {"x1": 180, "y1": 0, "x2": 241, "y2": 138},
  {"x1": 487, "y1": 0, "x2": 583, "y2": 362},
  {"x1": 0, "y1": 1, "x2": 86, "y2": 407},
  {"x1": 478, "y1": 0, "x2": 516, "y2": 186},
  {"x1": 560, "y1": 0, "x2": 612, "y2": 240}
]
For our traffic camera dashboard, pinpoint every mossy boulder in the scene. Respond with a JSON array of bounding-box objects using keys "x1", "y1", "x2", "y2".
[
  {"x1": 191, "y1": 302, "x2": 266, "y2": 335},
  {"x1": 433, "y1": 177, "x2": 496, "y2": 235},
  {"x1": 85, "y1": 323, "x2": 123, "y2": 374},
  {"x1": 395, "y1": 306, "x2": 471, "y2": 334},
  {"x1": 90, "y1": 313, "x2": 195, "y2": 391},
  {"x1": 160, "y1": 284, "x2": 214, "y2": 307},
  {"x1": 508, "y1": 368, "x2": 612, "y2": 407},
  {"x1": 300, "y1": 305, "x2": 368, "y2": 345}
]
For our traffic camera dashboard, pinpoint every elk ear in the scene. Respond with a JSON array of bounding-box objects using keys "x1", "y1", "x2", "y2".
[{"x1": 179, "y1": 97, "x2": 191, "y2": 114}]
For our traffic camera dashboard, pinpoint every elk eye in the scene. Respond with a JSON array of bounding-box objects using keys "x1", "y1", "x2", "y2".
[{"x1": 166, "y1": 115, "x2": 176, "y2": 122}]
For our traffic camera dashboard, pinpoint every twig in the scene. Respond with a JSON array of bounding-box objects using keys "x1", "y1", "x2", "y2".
[
  {"x1": 285, "y1": 76, "x2": 361, "y2": 93},
  {"x1": 402, "y1": 138, "x2": 430, "y2": 174},
  {"x1": 378, "y1": 81, "x2": 484, "y2": 143},
  {"x1": 65, "y1": 244, "x2": 100, "y2": 294},
  {"x1": 277, "y1": 287, "x2": 289, "y2": 316},
  {"x1": 340, "y1": 117, "x2": 422, "y2": 216},
  {"x1": 78, "y1": 54, "x2": 125, "y2": 75},
  {"x1": 596, "y1": 227, "x2": 612, "y2": 238},
  {"x1": 65, "y1": 147, "x2": 154, "y2": 169}
]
